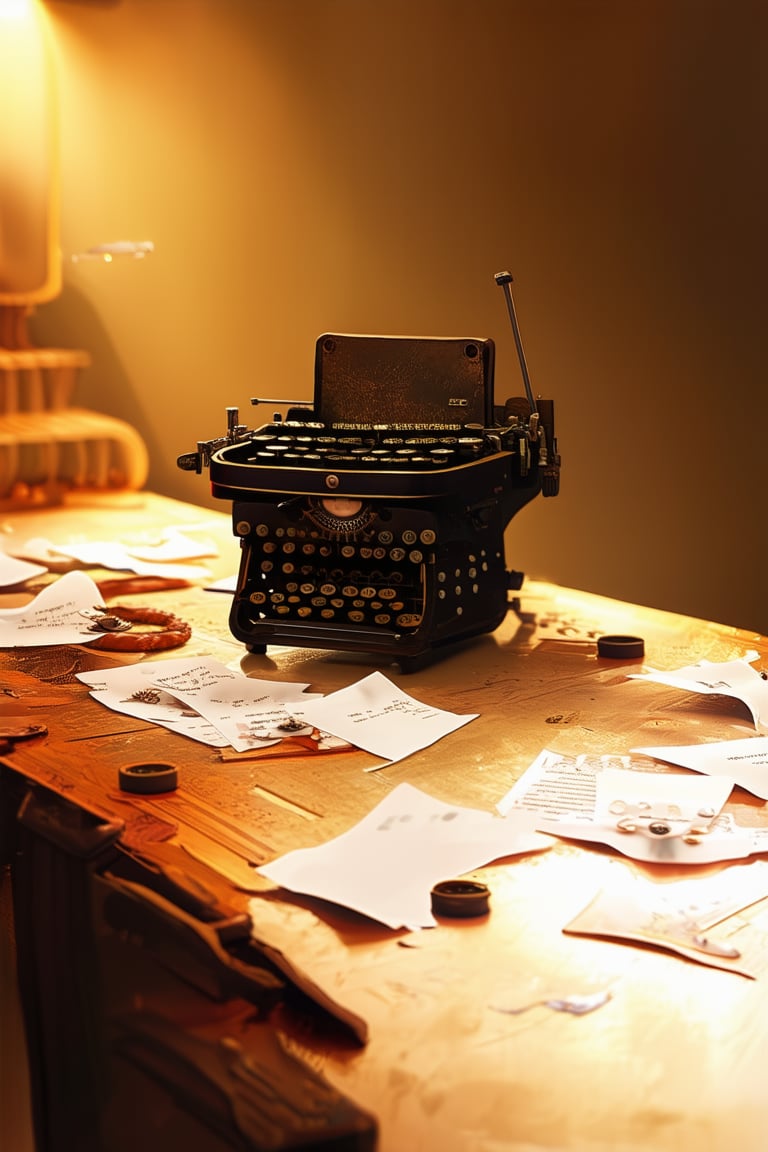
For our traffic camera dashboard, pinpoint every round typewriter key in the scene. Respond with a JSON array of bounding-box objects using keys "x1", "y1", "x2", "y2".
[
  {"x1": 402, "y1": 529, "x2": 417, "y2": 545},
  {"x1": 119, "y1": 762, "x2": 179, "y2": 795},
  {"x1": 374, "y1": 614, "x2": 392, "y2": 625},
  {"x1": 430, "y1": 880, "x2": 490, "y2": 918},
  {"x1": 249, "y1": 591, "x2": 266, "y2": 604},
  {"x1": 420, "y1": 529, "x2": 437, "y2": 545},
  {"x1": 348, "y1": 610, "x2": 365, "y2": 622}
]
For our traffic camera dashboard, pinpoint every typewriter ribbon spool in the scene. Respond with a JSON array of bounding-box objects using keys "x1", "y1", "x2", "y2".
[{"x1": 177, "y1": 277, "x2": 561, "y2": 671}]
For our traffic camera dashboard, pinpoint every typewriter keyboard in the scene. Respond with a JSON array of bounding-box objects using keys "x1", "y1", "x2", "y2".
[
  {"x1": 241, "y1": 422, "x2": 495, "y2": 471},
  {"x1": 236, "y1": 503, "x2": 498, "y2": 634}
]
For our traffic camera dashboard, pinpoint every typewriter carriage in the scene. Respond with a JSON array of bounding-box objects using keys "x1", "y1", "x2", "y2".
[{"x1": 178, "y1": 316, "x2": 560, "y2": 672}]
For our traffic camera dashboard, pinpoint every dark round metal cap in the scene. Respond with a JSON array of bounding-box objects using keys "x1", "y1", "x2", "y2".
[
  {"x1": 596, "y1": 634, "x2": 645, "y2": 660},
  {"x1": 430, "y1": 879, "x2": 490, "y2": 918},
  {"x1": 118, "y1": 762, "x2": 179, "y2": 794}
]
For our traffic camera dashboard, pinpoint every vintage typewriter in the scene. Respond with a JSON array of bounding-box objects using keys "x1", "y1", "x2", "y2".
[{"x1": 178, "y1": 273, "x2": 560, "y2": 671}]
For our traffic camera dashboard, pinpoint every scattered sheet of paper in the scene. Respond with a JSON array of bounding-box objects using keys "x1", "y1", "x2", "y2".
[
  {"x1": 565, "y1": 860, "x2": 768, "y2": 977},
  {"x1": 0, "y1": 570, "x2": 108, "y2": 647},
  {"x1": 205, "y1": 573, "x2": 238, "y2": 593},
  {"x1": 628, "y1": 653, "x2": 768, "y2": 731},
  {"x1": 148, "y1": 657, "x2": 324, "y2": 753},
  {"x1": 290, "y1": 670, "x2": 478, "y2": 767},
  {"x1": 17, "y1": 532, "x2": 215, "y2": 581},
  {"x1": 77, "y1": 659, "x2": 232, "y2": 747},
  {"x1": 258, "y1": 781, "x2": 551, "y2": 929},
  {"x1": 497, "y1": 748, "x2": 610, "y2": 819},
  {"x1": 0, "y1": 548, "x2": 47, "y2": 588},
  {"x1": 496, "y1": 749, "x2": 754, "y2": 864},
  {"x1": 631, "y1": 736, "x2": 768, "y2": 800}
]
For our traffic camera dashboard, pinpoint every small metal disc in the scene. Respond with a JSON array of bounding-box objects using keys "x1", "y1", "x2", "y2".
[
  {"x1": 0, "y1": 723, "x2": 48, "y2": 741},
  {"x1": 596, "y1": 634, "x2": 645, "y2": 660},
  {"x1": 118, "y1": 762, "x2": 179, "y2": 794},
  {"x1": 430, "y1": 880, "x2": 490, "y2": 918}
]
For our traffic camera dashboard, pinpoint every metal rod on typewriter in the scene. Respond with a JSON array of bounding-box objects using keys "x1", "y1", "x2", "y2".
[
  {"x1": 494, "y1": 271, "x2": 538, "y2": 415},
  {"x1": 250, "y1": 397, "x2": 311, "y2": 407}
]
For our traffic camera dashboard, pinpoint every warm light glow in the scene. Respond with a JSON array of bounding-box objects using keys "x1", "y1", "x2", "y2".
[
  {"x1": 0, "y1": 0, "x2": 59, "y2": 304},
  {"x1": 0, "y1": 0, "x2": 35, "y2": 23}
]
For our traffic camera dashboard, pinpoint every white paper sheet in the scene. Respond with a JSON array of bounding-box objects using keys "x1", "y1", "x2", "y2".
[
  {"x1": 631, "y1": 736, "x2": 768, "y2": 800},
  {"x1": 290, "y1": 670, "x2": 478, "y2": 767},
  {"x1": 0, "y1": 570, "x2": 107, "y2": 647},
  {"x1": 76, "y1": 659, "x2": 232, "y2": 747},
  {"x1": 0, "y1": 548, "x2": 47, "y2": 588},
  {"x1": 257, "y1": 781, "x2": 551, "y2": 929},
  {"x1": 628, "y1": 653, "x2": 768, "y2": 731},
  {"x1": 17, "y1": 533, "x2": 213, "y2": 581},
  {"x1": 148, "y1": 657, "x2": 323, "y2": 752},
  {"x1": 497, "y1": 749, "x2": 749, "y2": 864},
  {"x1": 566, "y1": 860, "x2": 768, "y2": 977}
]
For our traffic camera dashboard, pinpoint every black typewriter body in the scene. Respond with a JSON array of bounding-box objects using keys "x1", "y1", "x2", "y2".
[{"x1": 179, "y1": 322, "x2": 560, "y2": 672}]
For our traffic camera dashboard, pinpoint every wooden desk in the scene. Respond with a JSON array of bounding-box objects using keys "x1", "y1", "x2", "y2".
[{"x1": 2, "y1": 492, "x2": 768, "y2": 1152}]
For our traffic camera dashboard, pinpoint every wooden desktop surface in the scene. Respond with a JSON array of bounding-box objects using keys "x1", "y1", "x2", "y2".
[{"x1": 3, "y1": 491, "x2": 768, "y2": 1152}]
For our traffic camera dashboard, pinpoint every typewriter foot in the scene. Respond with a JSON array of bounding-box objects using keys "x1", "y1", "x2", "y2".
[
  {"x1": 245, "y1": 643, "x2": 268, "y2": 654},
  {"x1": 397, "y1": 651, "x2": 439, "y2": 675}
]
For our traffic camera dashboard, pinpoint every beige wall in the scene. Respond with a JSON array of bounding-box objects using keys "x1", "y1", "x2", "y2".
[{"x1": 31, "y1": 0, "x2": 766, "y2": 635}]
